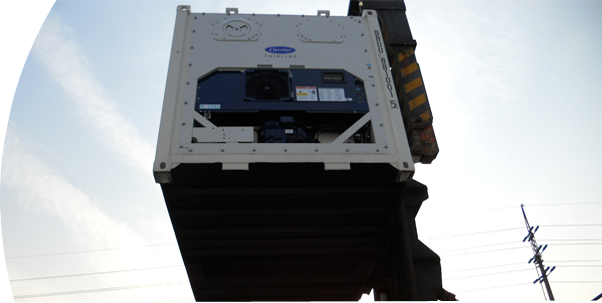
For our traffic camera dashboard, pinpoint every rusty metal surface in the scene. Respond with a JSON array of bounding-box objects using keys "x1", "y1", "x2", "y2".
[{"x1": 409, "y1": 125, "x2": 439, "y2": 164}]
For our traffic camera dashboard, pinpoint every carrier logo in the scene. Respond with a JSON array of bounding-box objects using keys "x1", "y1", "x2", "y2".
[{"x1": 265, "y1": 46, "x2": 296, "y2": 54}]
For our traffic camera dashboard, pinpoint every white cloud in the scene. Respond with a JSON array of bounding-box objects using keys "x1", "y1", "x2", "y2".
[
  {"x1": 31, "y1": 13, "x2": 154, "y2": 174},
  {"x1": 1, "y1": 128, "x2": 189, "y2": 301},
  {"x1": 2, "y1": 127, "x2": 143, "y2": 252}
]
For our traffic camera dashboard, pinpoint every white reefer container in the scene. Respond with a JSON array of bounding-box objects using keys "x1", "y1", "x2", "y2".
[{"x1": 153, "y1": 6, "x2": 415, "y2": 183}]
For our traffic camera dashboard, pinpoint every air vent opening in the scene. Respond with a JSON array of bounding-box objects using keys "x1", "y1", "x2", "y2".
[{"x1": 245, "y1": 70, "x2": 292, "y2": 101}]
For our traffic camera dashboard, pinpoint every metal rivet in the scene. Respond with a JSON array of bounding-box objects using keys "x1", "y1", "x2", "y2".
[
  {"x1": 364, "y1": 49, "x2": 368, "y2": 52},
  {"x1": 186, "y1": 81, "x2": 190, "y2": 85},
  {"x1": 376, "y1": 149, "x2": 380, "y2": 152},
  {"x1": 372, "y1": 84, "x2": 375, "y2": 87},
  {"x1": 403, "y1": 162, "x2": 409, "y2": 168},
  {"x1": 189, "y1": 63, "x2": 192, "y2": 66},
  {"x1": 202, "y1": 12, "x2": 205, "y2": 15},
  {"x1": 380, "y1": 123, "x2": 383, "y2": 126},
  {"x1": 184, "y1": 101, "x2": 188, "y2": 104},
  {"x1": 385, "y1": 145, "x2": 388, "y2": 149},
  {"x1": 160, "y1": 162, "x2": 166, "y2": 169},
  {"x1": 376, "y1": 103, "x2": 379, "y2": 106},
  {"x1": 361, "y1": 33, "x2": 364, "y2": 36},
  {"x1": 192, "y1": 30, "x2": 196, "y2": 33},
  {"x1": 182, "y1": 122, "x2": 186, "y2": 125},
  {"x1": 191, "y1": 46, "x2": 194, "y2": 49},
  {"x1": 346, "y1": 148, "x2": 349, "y2": 152},
  {"x1": 284, "y1": 148, "x2": 288, "y2": 152},
  {"x1": 188, "y1": 148, "x2": 192, "y2": 152},
  {"x1": 221, "y1": 148, "x2": 224, "y2": 152},
  {"x1": 180, "y1": 145, "x2": 183, "y2": 148},
  {"x1": 368, "y1": 66, "x2": 371, "y2": 69},
  {"x1": 194, "y1": 16, "x2": 197, "y2": 19},
  {"x1": 253, "y1": 148, "x2": 256, "y2": 152},
  {"x1": 368, "y1": 11, "x2": 373, "y2": 15},
  {"x1": 315, "y1": 148, "x2": 319, "y2": 152}
]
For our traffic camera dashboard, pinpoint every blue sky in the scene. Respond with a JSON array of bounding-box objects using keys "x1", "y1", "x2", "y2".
[{"x1": 2, "y1": 0, "x2": 602, "y2": 301}]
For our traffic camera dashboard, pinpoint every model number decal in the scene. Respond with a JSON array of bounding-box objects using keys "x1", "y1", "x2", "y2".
[
  {"x1": 199, "y1": 104, "x2": 221, "y2": 109},
  {"x1": 374, "y1": 30, "x2": 395, "y2": 98}
]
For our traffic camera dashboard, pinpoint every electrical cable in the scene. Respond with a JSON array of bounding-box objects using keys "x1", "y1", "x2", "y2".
[
  {"x1": 524, "y1": 202, "x2": 602, "y2": 207},
  {"x1": 445, "y1": 268, "x2": 532, "y2": 280},
  {"x1": 426, "y1": 224, "x2": 602, "y2": 241},
  {"x1": 438, "y1": 241, "x2": 519, "y2": 253},
  {"x1": 442, "y1": 246, "x2": 529, "y2": 257},
  {"x1": 550, "y1": 281, "x2": 602, "y2": 283},
  {"x1": 555, "y1": 265, "x2": 602, "y2": 267},
  {"x1": 454, "y1": 282, "x2": 532, "y2": 293},
  {"x1": 12, "y1": 280, "x2": 189, "y2": 299},
  {"x1": 435, "y1": 201, "x2": 602, "y2": 216},
  {"x1": 549, "y1": 243, "x2": 602, "y2": 246},
  {"x1": 548, "y1": 260, "x2": 602, "y2": 263},
  {"x1": 424, "y1": 227, "x2": 524, "y2": 240},
  {"x1": 5, "y1": 242, "x2": 178, "y2": 259},
  {"x1": 541, "y1": 224, "x2": 602, "y2": 227},
  {"x1": 443, "y1": 262, "x2": 526, "y2": 273},
  {"x1": 9, "y1": 264, "x2": 184, "y2": 282},
  {"x1": 540, "y1": 239, "x2": 602, "y2": 242}
]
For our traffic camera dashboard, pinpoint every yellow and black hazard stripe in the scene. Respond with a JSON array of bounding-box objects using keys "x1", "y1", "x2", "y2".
[
  {"x1": 391, "y1": 48, "x2": 439, "y2": 163},
  {"x1": 391, "y1": 48, "x2": 433, "y2": 131}
]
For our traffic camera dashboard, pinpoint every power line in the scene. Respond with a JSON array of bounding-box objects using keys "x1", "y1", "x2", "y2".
[
  {"x1": 540, "y1": 239, "x2": 602, "y2": 241},
  {"x1": 548, "y1": 260, "x2": 602, "y2": 263},
  {"x1": 458, "y1": 201, "x2": 602, "y2": 215},
  {"x1": 443, "y1": 262, "x2": 526, "y2": 273},
  {"x1": 550, "y1": 281, "x2": 602, "y2": 283},
  {"x1": 425, "y1": 227, "x2": 524, "y2": 240},
  {"x1": 13, "y1": 280, "x2": 189, "y2": 299},
  {"x1": 5, "y1": 242, "x2": 178, "y2": 260},
  {"x1": 557, "y1": 265, "x2": 602, "y2": 267},
  {"x1": 442, "y1": 246, "x2": 529, "y2": 257},
  {"x1": 524, "y1": 202, "x2": 602, "y2": 207},
  {"x1": 550, "y1": 243, "x2": 602, "y2": 246},
  {"x1": 446, "y1": 268, "x2": 532, "y2": 280},
  {"x1": 9, "y1": 264, "x2": 184, "y2": 282},
  {"x1": 454, "y1": 282, "x2": 532, "y2": 293},
  {"x1": 426, "y1": 224, "x2": 602, "y2": 241},
  {"x1": 444, "y1": 262, "x2": 602, "y2": 274},
  {"x1": 438, "y1": 241, "x2": 519, "y2": 253},
  {"x1": 541, "y1": 224, "x2": 602, "y2": 228}
]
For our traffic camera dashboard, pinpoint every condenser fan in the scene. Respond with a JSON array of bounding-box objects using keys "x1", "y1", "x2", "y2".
[{"x1": 245, "y1": 70, "x2": 291, "y2": 101}]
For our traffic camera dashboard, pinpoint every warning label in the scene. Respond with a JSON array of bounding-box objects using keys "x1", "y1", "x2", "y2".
[
  {"x1": 295, "y1": 86, "x2": 318, "y2": 101},
  {"x1": 318, "y1": 88, "x2": 347, "y2": 102}
]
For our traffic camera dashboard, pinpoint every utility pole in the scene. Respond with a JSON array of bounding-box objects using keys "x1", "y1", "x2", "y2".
[{"x1": 521, "y1": 204, "x2": 555, "y2": 301}]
